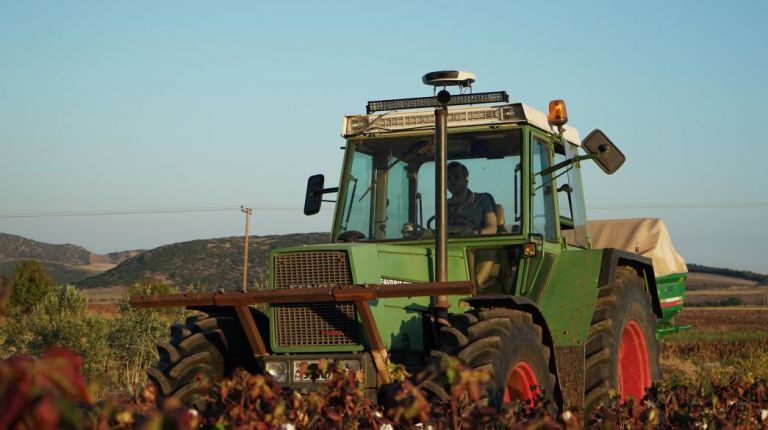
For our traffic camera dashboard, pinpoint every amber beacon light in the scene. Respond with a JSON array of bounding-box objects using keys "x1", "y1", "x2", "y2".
[{"x1": 548, "y1": 99, "x2": 568, "y2": 127}]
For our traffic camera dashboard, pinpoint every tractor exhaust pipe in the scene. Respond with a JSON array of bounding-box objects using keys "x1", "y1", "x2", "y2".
[{"x1": 434, "y1": 92, "x2": 450, "y2": 311}]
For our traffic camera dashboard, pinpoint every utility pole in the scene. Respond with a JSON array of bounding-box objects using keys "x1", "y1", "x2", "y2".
[{"x1": 241, "y1": 206, "x2": 252, "y2": 292}]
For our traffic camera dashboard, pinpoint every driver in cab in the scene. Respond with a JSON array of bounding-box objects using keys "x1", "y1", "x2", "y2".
[{"x1": 447, "y1": 161, "x2": 497, "y2": 236}]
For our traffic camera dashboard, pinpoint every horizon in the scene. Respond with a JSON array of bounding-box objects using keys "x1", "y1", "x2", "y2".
[
  {"x1": 1, "y1": 229, "x2": 766, "y2": 277},
  {"x1": 1, "y1": 1, "x2": 767, "y2": 273}
]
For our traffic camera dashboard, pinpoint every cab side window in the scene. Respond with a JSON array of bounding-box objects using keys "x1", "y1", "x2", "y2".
[{"x1": 554, "y1": 144, "x2": 574, "y2": 230}]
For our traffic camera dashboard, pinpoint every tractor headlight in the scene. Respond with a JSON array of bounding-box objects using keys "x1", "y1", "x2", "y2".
[{"x1": 265, "y1": 361, "x2": 288, "y2": 383}]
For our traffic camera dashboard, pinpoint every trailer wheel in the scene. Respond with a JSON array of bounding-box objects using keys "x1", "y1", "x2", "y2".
[
  {"x1": 428, "y1": 308, "x2": 556, "y2": 407},
  {"x1": 148, "y1": 312, "x2": 257, "y2": 408},
  {"x1": 584, "y1": 265, "x2": 660, "y2": 412}
]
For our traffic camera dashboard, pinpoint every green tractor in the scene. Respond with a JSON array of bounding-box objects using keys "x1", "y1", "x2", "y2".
[{"x1": 132, "y1": 71, "x2": 688, "y2": 412}]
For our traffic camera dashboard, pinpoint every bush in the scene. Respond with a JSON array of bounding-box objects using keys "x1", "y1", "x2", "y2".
[
  {"x1": 7, "y1": 260, "x2": 53, "y2": 314},
  {"x1": 0, "y1": 285, "x2": 112, "y2": 380},
  {"x1": 4, "y1": 347, "x2": 768, "y2": 429},
  {"x1": 108, "y1": 308, "x2": 174, "y2": 394},
  {"x1": 119, "y1": 279, "x2": 186, "y2": 319},
  {"x1": 0, "y1": 282, "x2": 184, "y2": 399},
  {"x1": 0, "y1": 347, "x2": 92, "y2": 430}
]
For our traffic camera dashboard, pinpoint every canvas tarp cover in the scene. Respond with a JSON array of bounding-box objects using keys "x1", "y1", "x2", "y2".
[{"x1": 585, "y1": 218, "x2": 687, "y2": 276}]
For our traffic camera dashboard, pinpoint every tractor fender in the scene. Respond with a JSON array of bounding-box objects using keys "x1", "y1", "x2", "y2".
[
  {"x1": 598, "y1": 249, "x2": 663, "y2": 318},
  {"x1": 461, "y1": 295, "x2": 554, "y2": 353},
  {"x1": 461, "y1": 294, "x2": 562, "y2": 405}
]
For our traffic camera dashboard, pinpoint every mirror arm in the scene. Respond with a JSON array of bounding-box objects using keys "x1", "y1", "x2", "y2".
[
  {"x1": 537, "y1": 154, "x2": 592, "y2": 178},
  {"x1": 314, "y1": 188, "x2": 338, "y2": 203},
  {"x1": 318, "y1": 187, "x2": 339, "y2": 195}
]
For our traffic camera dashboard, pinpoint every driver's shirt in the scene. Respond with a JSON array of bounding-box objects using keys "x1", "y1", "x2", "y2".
[{"x1": 447, "y1": 190, "x2": 496, "y2": 231}]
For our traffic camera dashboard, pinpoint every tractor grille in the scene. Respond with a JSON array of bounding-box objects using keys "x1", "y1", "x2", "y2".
[
  {"x1": 273, "y1": 251, "x2": 359, "y2": 347},
  {"x1": 274, "y1": 251, "x2": 352, "y2": 290}
]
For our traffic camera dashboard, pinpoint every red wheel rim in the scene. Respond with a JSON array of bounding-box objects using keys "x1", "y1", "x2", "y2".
[
  {"x1": 504, "y1": 361, "x2": 540, "y2": 403},
  {"x1": 618, "y1": 320, "x2": 650, "y2": 402}
]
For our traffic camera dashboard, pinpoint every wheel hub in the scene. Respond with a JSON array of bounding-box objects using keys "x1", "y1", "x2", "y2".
[
  {"x1": 618, "y1": 320, "x2": 650, "y2": 402},
  {"x1": 504, "y1": 361, "x2": 540, "y2": 403}
]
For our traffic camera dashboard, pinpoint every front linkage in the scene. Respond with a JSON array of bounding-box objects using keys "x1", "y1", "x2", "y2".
[{"x1": 130, "y1": 281, "x2": 474, "y2": 385}]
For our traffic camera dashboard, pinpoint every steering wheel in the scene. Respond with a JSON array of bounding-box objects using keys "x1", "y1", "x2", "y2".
[
  {"x1": 426, "y1": 215, "x2": 477, "y2": 237},
  {"x1": 337, "y1": 230, "x2": 365, "y2": 242},
  {"x1": 401, "y1": 221, "x2": 432, "y2": 239},
  {"x1": 426, "y1": 215, "x2": 436, "y2": 230}
]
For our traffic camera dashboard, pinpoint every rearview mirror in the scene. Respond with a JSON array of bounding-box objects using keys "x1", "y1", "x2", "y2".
[
  {"x1": 304, "y1": 174, "x2": 338, "y2": 215},
  {"x1": 304, "y1": 174, "x2": 326, "y2": 215},
  {"x1": 582, "y1": 129, "x2": 625, "y2": 175}
]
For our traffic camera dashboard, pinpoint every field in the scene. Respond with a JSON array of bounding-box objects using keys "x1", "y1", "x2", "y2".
[
  {"x1": 674, "y1": 306, "x2": 768, "y2": 329},
  {"x1": 84, "y1": 285, "x2": 126, "y2": 315},
  {"x1": 686, "y1": 272, "x2": 759, "y2": 288},
  {"x1": 2, "y1": 281, "x2": 766, "y2": 428}
]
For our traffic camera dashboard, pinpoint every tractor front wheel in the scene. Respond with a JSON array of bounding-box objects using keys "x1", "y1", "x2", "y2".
[
  {"x1": 148, "y1": 312, "x2": 258, "y2": 408},
  {"x1": 429, "y1": 308, "x2": 556, "y2": 407}
]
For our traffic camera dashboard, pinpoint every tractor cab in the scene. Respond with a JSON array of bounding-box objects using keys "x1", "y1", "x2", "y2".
[{"x1": 305, "y1": 71, "x2": 623, "y2": 295}]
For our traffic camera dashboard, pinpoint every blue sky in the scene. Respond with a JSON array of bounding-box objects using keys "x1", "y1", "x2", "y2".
[{"x1": 1, "y1": 1, "x2": 767, "y2": 272}]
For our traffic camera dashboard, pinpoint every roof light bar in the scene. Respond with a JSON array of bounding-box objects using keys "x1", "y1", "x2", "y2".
[
  {"x1": 366, "y1": 91, "x2": 509, "y2": 114},
  {"x1": 344, "y1": 103, "x2": 526, "y2": 136}
]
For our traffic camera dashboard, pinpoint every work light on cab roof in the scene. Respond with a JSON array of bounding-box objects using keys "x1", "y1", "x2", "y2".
[{"x1": 365, "y1": 70, "x2": 508, "y2": 114}]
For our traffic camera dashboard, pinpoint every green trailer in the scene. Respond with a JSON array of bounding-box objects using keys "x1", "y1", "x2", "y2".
[{"x1": 132, "y1": 70, "x2": 688, "y2": 412}]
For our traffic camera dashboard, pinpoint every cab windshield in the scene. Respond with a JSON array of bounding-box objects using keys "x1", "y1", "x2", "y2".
[{"x1": 337, "y1": 129, "x2": 522, "y2": 241}]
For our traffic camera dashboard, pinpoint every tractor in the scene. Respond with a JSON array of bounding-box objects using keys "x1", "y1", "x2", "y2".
[{"x1": 131, "y1": 70, "x2": 688, "y2": 412}]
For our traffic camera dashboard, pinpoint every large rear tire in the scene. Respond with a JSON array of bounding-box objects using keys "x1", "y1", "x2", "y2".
[
  {"x1": 584, "y1": 266, "x2": 660, "y2": 412},
  {"x1": 428, "y1": 308, "x2": 556, "y2": 408},
  {"x1": 148, "y1": 312, "x2": 259, "y2": 408}
]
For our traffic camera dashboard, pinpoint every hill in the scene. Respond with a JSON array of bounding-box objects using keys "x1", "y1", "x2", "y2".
[
  {"x1": 0, "y1": 232, "x2": 91, "y2": 266},
  {"x1": 0, "y1": 232, "x2": 96, "y2": 283},
  {"x1": 76, "y1": 232, "x2": 765, "y2": 290},
  {"x1": 3, "y1": 230, "x2": 766, "y2": 290},
  {"x1": 686, "y1": 263, "x2": 768, "y2": 287},
  {"x1": 0, "y1": 232, "x2": 140, "y2": 284},
  {"x1": 76, "y1": 232, "x2": 330, "y2": 290}
]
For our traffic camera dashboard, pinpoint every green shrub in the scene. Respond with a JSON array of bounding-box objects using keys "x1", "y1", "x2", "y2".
[
  {"x1": 0, "y1": 282, "x2": 183, "y2": 398},
  {"x1": 108, "y1": 308, "x2": 173, "y2": 393},
  {"x1": 8, "y1": 260, "x2": 53, "y2": 314},
  {"x1": 0, "y1": 285, "x2": 112, "y2": 379}
]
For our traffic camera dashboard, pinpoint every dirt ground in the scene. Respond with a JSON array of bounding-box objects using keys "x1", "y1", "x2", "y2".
[
  {"x1": 686, "y1": 272, "x2": 758, "y2": 288},
  {"x1": 84, "y1": 286, "x2": 127, "y2": 315},
  {"x1": 685, "y1": 286, "x2": 768, "y2": 306},
  {"x1": 674, "y1": 306, "x2": 768, "y2": 329}
]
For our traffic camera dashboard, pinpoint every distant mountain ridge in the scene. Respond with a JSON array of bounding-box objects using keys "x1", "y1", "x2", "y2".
[
  {"x1": 687, "y1": 263, "x2": 768, "y2": 285},
  {"x1": 0, "y1": 232, "x2": 91, "y2": 266},
  {"x1": 1, "y1": 231, "x2": 765, "y2": 289},
  {"x1": 0, "y1": 232, "x2": 140, "y2": 284},
  {"x1": 76, "y1": 233, "x2": 330, "y2": 290}
]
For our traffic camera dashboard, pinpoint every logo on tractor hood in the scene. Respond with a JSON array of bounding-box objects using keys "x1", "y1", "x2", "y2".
[
  {"x1": 286, "y1": 283, "x2": 337, "y2": 289},
  {"x1": 380, "y1": 278, "x2": 413, "y2": 285}
]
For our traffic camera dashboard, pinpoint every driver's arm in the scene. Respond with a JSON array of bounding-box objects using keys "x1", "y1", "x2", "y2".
[
  {"x1": 479, "y1": 210, "x2": 497, "y2": 235},
  {"x1": 477, "y1": 194, "x2": 498, "y2": 235}
]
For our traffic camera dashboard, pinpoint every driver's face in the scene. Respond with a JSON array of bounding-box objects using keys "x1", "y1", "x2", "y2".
[{"x1": 447, "y1": 168, "x2": 468, "y2": 196}]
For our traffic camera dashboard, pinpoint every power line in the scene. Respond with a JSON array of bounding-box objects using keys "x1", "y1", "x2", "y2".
[
  {"x1": 0, "y1": 201, "x2": 764, "y2": 219},
  {"x1": 589, "y1": 202, "x2": 768, "y2": 210},
  {"x1": 0, "y1": 205, "x2": 332, "y2": 219}
]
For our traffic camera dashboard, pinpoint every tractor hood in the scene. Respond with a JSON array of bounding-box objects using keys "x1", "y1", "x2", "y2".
[{"x1": 269, "y1": 242, "x2": 469, "y2": 286}]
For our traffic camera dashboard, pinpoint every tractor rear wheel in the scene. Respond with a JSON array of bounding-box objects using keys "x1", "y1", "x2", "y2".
[
  {"x1": 148, "y1": 312, "x2": 258, "y2": 408},
  {"x1": 428, "y1": 308, "x2": 556, "y2": 408},
  {"x1": 584, "y1": 265, "x2": 660, "y2": 412}
]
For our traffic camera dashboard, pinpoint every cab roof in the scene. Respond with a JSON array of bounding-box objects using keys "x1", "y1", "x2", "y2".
[{"x1": 342, "y1": 102, "x2": 581, "y2": 146}]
